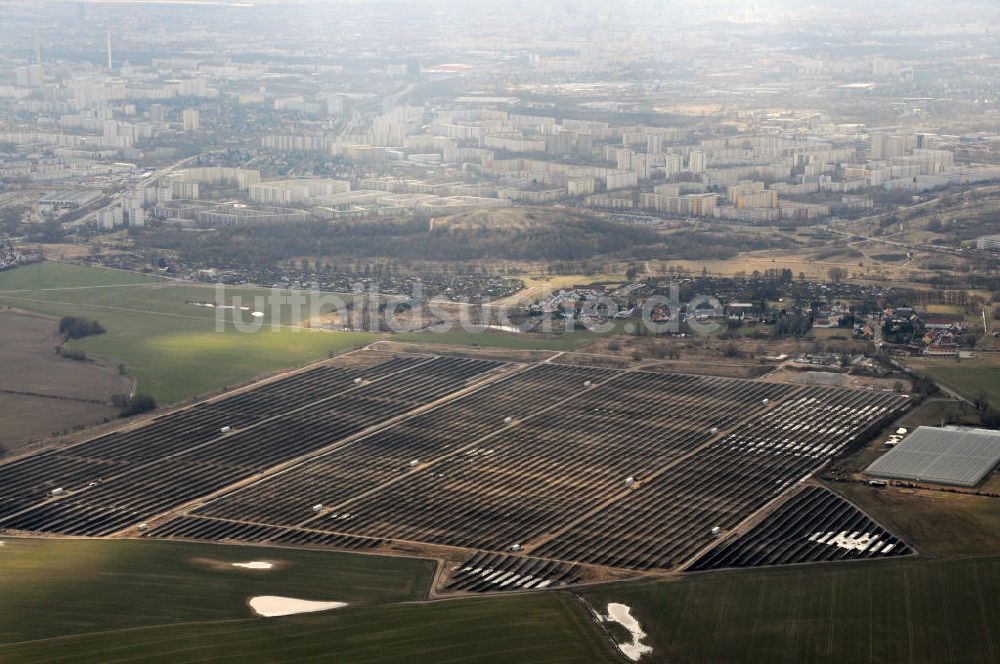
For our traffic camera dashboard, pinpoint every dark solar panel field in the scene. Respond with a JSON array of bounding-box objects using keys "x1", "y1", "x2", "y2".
[
  {"x1": 0, "y1": 353, "x2": 913, "y2": 583},
  {"x1": 687, "y1": 485, "x2": 911, "y2": 571},
  {"x1": 0, "y1": 355, "x2": 503, "y2": 535}
]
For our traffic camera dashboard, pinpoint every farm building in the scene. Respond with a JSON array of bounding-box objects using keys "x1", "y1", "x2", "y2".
[{"x1": 865, "y1": 426, "x2": 1000, "y2": 487}]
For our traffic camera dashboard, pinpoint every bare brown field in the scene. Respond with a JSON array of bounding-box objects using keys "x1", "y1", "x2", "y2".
[
  {"x1": 762, "y1": 366, "x2": 907, "y2": 392},
  {"x1": 0, "y1": 310, "x2": 130, "y2": 400},
  {"x1": 19, "y1": 241, "x2": 129, "y2": 261},
  {"x1": 0, "y1": 394, "x2": 120, "y2": 457},
  {"x1": 381, "y1": 335, "x2": 781, "y2": 377},
  {"x1": 0, "y1": 310, "x2": 130, "y2": 456},
  {"x1": 659, "y1": 247, "x2": 932, "y2": 283},
  {"x1": 629, "y1": 358, "x2": 772, "y2": 378}
]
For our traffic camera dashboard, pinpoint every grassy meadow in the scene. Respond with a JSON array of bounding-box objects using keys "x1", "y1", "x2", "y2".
[
  {"x1": 905, "y1": 357, "x2": 1000, "y2": 406},
  {"x1": 0, "y1": 538, "x2": 615, "y2": 664},
  {"x1": 0, "y1": 538, "x2": 434, "y2": 645},
  {"x1": 0, "y1": 263, "x2": 376, "y2": 404},
  {"x1": 583, "y1": 554, "x2": 1000, "y2": 664},
  {"x1": 0, "y1": 262, "x2": 611, "y2": 404}
]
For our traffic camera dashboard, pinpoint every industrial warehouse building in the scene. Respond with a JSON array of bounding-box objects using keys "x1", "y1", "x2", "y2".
[{"x1": 865, "y1": 426, "x2": 1000, "y2": 487}]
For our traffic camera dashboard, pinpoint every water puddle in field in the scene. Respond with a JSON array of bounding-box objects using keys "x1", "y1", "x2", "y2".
[
  {"x1": 596, "y1": 602, "x2": 653, "y2": 661},
  {"x1": 190, "y1": 556, "x2": 286, "y2": 573},
  {"x1": 232, "y1": 561, "x2": 273, "y2": 570},
  {"x1": 483, "y1": 324, "x2": 528, "y2": 334},
  {"x1": 248, "y1": 596, "x2": 347, "y2": 617},
  {"x1": 188, "y1": 302, "x2": 251, "y2": 311}
]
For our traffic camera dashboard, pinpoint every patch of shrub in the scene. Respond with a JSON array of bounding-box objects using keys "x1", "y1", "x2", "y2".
[
  {"x1": 117, "y1": 394, "x2": 158, "y2": 418},
  {"x1": 58, "y1": 316, "x2": 105, "y2": 340}
]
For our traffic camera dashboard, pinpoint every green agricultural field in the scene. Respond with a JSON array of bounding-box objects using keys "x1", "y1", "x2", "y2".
[
  {"x1": 582, "y1": 554, "x2": 1000, "y2": 664},
  {"x1": 904, "y1": 356, "x2": 1000, "y2": 406},
  {"x1": 0, "y1": 263, "x2": 376, "y2": 404},
  {"x1": 0, "y1": 263, "x2": 634, "y2": 403},
  {"x1": 0, "y1": 538, "x2": 615, "y2": 664},
  {"x1": 920, "y1": 365, "x2": 1000, "y2": 405},
  {"x1": 78, "y1": 327, "x2": 374, "y2": 405},
  {"x1": 1, "y1": 593, "x2": 614, "y2": 664},
  {"x1": 833, "y1": 483, "x2": 1000, "y2": 558},
  {"x1": 0, "y1": 538, "x2": 434, "y2": 644},
  {"x1": 0, "y1": 261, "x2": 150, "y2": 291}
]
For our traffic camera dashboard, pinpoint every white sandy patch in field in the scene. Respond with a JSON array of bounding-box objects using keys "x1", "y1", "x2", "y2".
[
  {"x1": 598, "y1": 602, "x2": 653, "y2": 661},
  {"x1": 248, "y1": 596, "x2": 347, "y2": 618},
  {"x1": 232, "y1": 561, "x2": 274, "y2": 570}
]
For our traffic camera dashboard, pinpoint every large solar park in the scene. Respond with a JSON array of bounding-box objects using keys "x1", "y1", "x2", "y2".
[{"x1": 0, "y1": 351, "x2": 915, "y2": 592}]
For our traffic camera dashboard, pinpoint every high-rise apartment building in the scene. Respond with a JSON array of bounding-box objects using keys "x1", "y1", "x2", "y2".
[
  {"x1": 688, "y1": 150, "x2": 707, "y2": 173},
  {"x1": 182, "y1": 108, "x2": 200, "y2": 132},
  {"x1": 870, "y1": 132, "x2": 915, "y2": 160},
  {"x1": 15, "y1": 64, "x2": 44, "y2": 87}
]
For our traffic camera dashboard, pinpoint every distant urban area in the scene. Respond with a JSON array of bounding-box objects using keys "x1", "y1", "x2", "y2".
[{"x1": 1, "y1": 2, "x2": 999, "y2": 663}]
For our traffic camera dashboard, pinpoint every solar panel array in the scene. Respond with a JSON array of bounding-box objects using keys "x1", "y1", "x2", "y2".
[
  {"x1": 445, "y1": 553, "x2": 582, "y2": 593},
  {"x1": 530, "y1": 388, "x2": 908, "y2": 569},
  {"x1": 1, "y1": 354, "x2": 914, "y2": 579},
  {"x1": 0, "y1": 356, "x2": 503, "y2": 535},
  {"x1": 145, "y1": 365, "x2": 909, "y2": 573},
  {"x1": 687, "y1": 486, "x2": 910, "y2": 570},
  {"x1": 865, "y1": 426, "x2": 1000, "y2": 487}
]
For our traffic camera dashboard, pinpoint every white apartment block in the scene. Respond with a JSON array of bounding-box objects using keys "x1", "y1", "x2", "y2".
[
  {"x1": 182, "y1": 108, "x2": 200, "y2": 131},
  {"x1": 688, "y1": 151, "x2": 707, "y2": 173},
  {"x1": 97, "y1": 206, "x2": 124, "y2": 229},
  {"x1": 606, "y1": 171, "x2": 639, "y2": 191},
  {"x1": 249, "y1": 179, "x2": 351, "y2": 205},
  {"x1": 568, "y1": 177, "x2": 596, "y2": 197}
]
